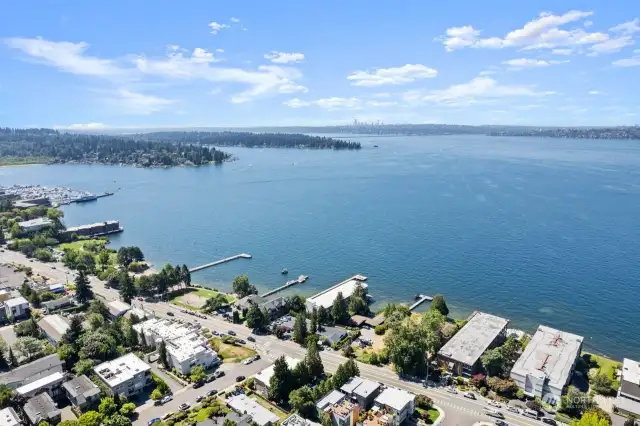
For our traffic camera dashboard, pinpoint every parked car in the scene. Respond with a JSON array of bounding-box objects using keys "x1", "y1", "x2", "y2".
[
  {"x1": 488, "y1": 400, "x2": 502, "y2": 408},
  {"x1": 247, "y1": 336, "x2": 255, "y2": 342},
  {"x1": 193, "y1": 381, "x2": 204, "y2": 388},
  {"x1": 446, "y1": 387, "x2": 458, "y2": 394},
  {"x1": 506, "y1": 406, "x2": 520, "y2": 414},
  {"x1": 213, "y1": 331, "x2": 219, "y2": 336},
  {"x1": 236, "y1": 375, "x2": 246, "y2": 382},
  {"x1": 213, "y1": 370, "x2": 225, "y2": 378},
  {"x1": 228, "y1": 330, "x2": 236, "y2": 336},
  {"x1": 137, "y1": 297, "x2": 143, "y2": 301},
  {"x1": 161, "y1": 395, "x2": 173, "y2": 404},
  {"x1": 179, "y1": 403, "x2": 190, "y2": 411},
  {"x1": 196, "y1": 396, "x2": 204, "y2": 402},
  {"x1": 205, "y1": 375, "x2": 215, "y2": 383},
  {"x1": 162, "y1": 413, "x2": 172, "y2": 420},
  {"x1": 167, "y1": 312, "x2": 175, "y2": 316},
  {"x1": 206, "y1": 389, "x2": 218, "y2": 397},
  {"x1": 463, "y1": 392, "x2": 476, "y2": 399},
  {"x1": 253, "y1": 354, "x2": 260, "y2": 360},
  {"x1": 494, "y1": 420, "x2": 508, "y2": 426},
  {"x1": 242, "y1": 358, "x2": 253, "y2": 365},
  {"x1": 148, "y1": 418, "x2": 161, "y2": 426},
  {"x1": 541, "y1": 419, "x2": 556, "y2": 425},
  {"x1": 237, "y1": 339, "x2": 246, "y2": 344}
]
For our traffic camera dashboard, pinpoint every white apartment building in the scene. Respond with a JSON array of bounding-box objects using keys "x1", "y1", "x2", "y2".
[
  {"x1": 5, "y1": 297, "x2": 29, "y2": 319},
  {"x1": 374, "y1": 388, "x2": 416, "y2": 426},
  {"x1": 133, "y1": 318, "x2": 219, "y2": 375},
  {"x1": 510, "y1": 325, "x2": 584, "y2": 405},
  {"x1": 18, "y1": 218, "x2": 53, "y2": 234},
  {"x1": 93, "y1": 353, "x2": 152, "y2": 397}
]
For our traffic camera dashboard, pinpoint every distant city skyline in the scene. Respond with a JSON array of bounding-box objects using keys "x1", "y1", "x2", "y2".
[{"x1": 0, "y1": 0, "x2": 639, "y2": 128}]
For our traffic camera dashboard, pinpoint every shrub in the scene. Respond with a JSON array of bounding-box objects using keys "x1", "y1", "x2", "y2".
[
  {"x1": 246, "y1": 377, "x2": 255, "y2": 390},
  {"x1": 479, "y1": 387, "x2": 488, "y2": 396},
  {"x1": 516, "y1": 389, "x2": 525, "y2": 400},
  {"x1": 374, "y1": 324, "x2": 387, "y2": 335},
  {"x1": 415, "y1": 395, "x2": 433, "y2": 409}
]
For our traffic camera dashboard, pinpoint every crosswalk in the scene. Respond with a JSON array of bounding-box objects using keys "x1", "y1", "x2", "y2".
[{"x1": 438, "y1": 399, "x2": 483, "y2": 416}]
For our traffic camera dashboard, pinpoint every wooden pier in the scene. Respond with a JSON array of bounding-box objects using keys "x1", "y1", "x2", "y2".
[
  {"x1": 261, "y1": 275, "x2": 309, "y2": 298},
  {"x1": 409, "y1": 294, "x2": 433, "y2": 311},
  {"x1": 189, "y1": 253, "x2": 252, "y2": 273}
]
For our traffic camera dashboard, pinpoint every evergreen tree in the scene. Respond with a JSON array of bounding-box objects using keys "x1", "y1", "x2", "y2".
[
  {"x1": 321, "y1": 413, "x2": 332, "y2": 426},
  {"x1": 75, "y1": 270, "x2": 93, "y2": 304},
  {"x1": 430, "y1": 295, "x2": 449, "y2": 316},
  {"x1": 158, "y1": 340, "x2": 169, "y2": 368},
  {"x1": 30, "y1": 291, "x2": 41, "y2": 308},
  {"x1": 268, "y1": 356, "x2": 293, "y2": 404},
  {"x1": 293, "y1": 360, "x2": 312, "y2": 388},
  {"x1": 118, "y1": 272, "x2": 136, "y2": 304},
  {"x1": 348, "y1": 283, "x2": 369, "y2": 315},
  {"x1": 246, "y1": 303, "x2": 267, "y2": 330},
  {"x1": 344, "y1": 359, "x2": 360, "y2": 377},
  {"x1": 8, "y1": 347, "x2": 17, "y2": 367},
  {"x1": 332, "y1": 364, "x2": 350, "y2": 389},
  {"x1": 181, "y1": 264, "x2": 191, "y2": 286},
  {"x1": 317, "y1": 306, "x2": 329, "y2": 325},
  {"x1": 305, "y1": 339, "x2": 325, "y2": 379},
  {"x1": 63, "y1": 316, "x2": 84, "y2": 347},
  {"x1": 293, "y1": 313, "x2": 308, "y2": 345},
  {"x1": 331, "y1": 292, "x2": 348, "y2": 324},
  {"x1": 309, "y1": 308, "x2": 318, "y2": 334}
]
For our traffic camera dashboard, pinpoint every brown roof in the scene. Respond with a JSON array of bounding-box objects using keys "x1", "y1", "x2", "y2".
[
  {"x1": 365, "y1": 314, "x2": 385, "y2": 327},
  {"x1": 349, "y1": 315, "x2": 369, "y2": 326}
]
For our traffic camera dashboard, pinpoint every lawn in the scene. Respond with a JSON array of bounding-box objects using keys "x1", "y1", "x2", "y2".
[
  {"x1": 58, "y1": 238, "x2": 108, "y2": 252},
  {"x1": 210, "y1": 337, "x2": 257, "y2": 363},
  {"x1": 170, "y1": 287, "x2": 235, "y2": 311},
  {"x1": 416, "y1": 408, "x2": 441, "y2": 425},
  {"x1": 250, "y1": 394, "x2": 289, "y2": 420},
  {"x1": 585, "y1": 352, "x2": 621, "y2": 380}
]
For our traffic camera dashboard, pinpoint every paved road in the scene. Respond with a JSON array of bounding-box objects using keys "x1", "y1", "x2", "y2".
[{"x1": 1, "y1": 251, "x2": 549, "y2": 426}]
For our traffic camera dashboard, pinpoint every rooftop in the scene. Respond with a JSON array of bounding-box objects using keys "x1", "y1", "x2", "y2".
[
  {"x1": 65, "y1": 221, "x2": 119, "y2": 232},
  {"x1": 254, "y1": 356, "x2": 301, "y2": 387},
  {"x1": 375, "y1": 387, "x2": 415, "y2": 411},
  {"x1": 236, "y1": 295, "x2": 265, "y2": 308},
  {"x1": 341, "y1": 376, "x2": 381, "y2": 399},
  {"x1": 438, "y1": 311, "x2": 509, "y2": 366},
  {"x1": 23, "y1": 393, "x2": 60, "y2": 424},
  {"x1": 620, "y1": 358, "x2": 640, "y2": 400},
  {"x1": 5, "y1": 297, "x2": 29, "y2": 308},
  {"x1": 316, "y1": 390, "x2": 346, "y2": 411},
  {"x1": 0, "y1": 354, "x2": 64, "y2": 388},
  {"x1": 94, "y1": 353, "x2": 150, "y2": 387},
  {"x1": 167, "y1": 334, "x2": 216, "y2": 363},
  {"x1": 281, "y1": 414, "x2": 321, "y2": 426},
  {"x1": 38, "y1": 314, "x2": 70, "y2": 343},
  {"x1": 331, "y1": 400, "x2": 357, "y2": 417},
  {"x1": 0, "y1": 408, "x2": 21, "y2": 426},
  {"x1": 107, "y1": 300, "x2": 131, "y2": 317},
  {"x1": 63, "y1": 375, "x2": 101, "y2": 406},
  {"x1": 511, "y1": 325, "x2": 584, "y2": 388},
  {"x1": 16, "y1": 371, "x2": 65, "y2": 396},
  {"x1": 42, "y1": 296, "x2": 73, "y2": 310},
  {"x1": 227, "y1": 394, "x2": 279, "y2": 426},
  {"x1": 307, "y1": 279, "x2": 368, "y2": 309},
  {"x1": 18, "y1": 217, "x2": 53, "y2": 228}
]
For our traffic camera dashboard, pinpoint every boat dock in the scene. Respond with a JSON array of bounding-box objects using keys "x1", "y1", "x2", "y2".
[
  {"x1": 189, "y1": 253, "x2": 252, "y2": 273},
  {"x1": 409, "y1": 294, "x2": 433, "y2": 311},
  {"x1": 261, "y1": 275, "x2": 309, "y2": 298}
]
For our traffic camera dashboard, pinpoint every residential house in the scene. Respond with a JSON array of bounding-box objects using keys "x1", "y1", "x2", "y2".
[
  {"x1": 0, "y1": 408, "x2": 21, "y2": 426},
  {"x1": 107, "y1": 300, "x2": 131, "y2": 319},
  {"x1": 340, "y1": 377, "x2": 381, "y2": 409},
  {"x1": 323, "y1": 399, "x2": 359, "y2": 426},
  {"x1": 37, "y1": 315, "x2": 70, "y2": 347},
  {"x1": 316, "y1": 390, "x2": 346, "y2": 414},
  {"x1": 23, "y1": 393, "x2": 61, "y2": 426},
  {"x1": 614, "y1": 358, "x2": 640, "y2": 417},
  {"x1": 42, "y1": 296, "x2": 73, "y2": 313},
  {"x1": 63, "y1": 375, "x2": 101, "y2": 411},
  {"x1": 281, "y1": 414, "x2": 321, "y2": 426},
  {"x1": 5, "y1": 297, "x2": 29, "y2": 320},
  {"x1": 374, "y1": 388, "x2": 416, "y2": 426},
  {"x1": 16, "y1": 371, "x2": 65, "y2": 398},
  {"x1": 254, "y1": 357, "x2": 301, "y2": 398},
  {"x1": 227, "y1": 394, "x2": 279, "y2": 426},
  {"x1": 0, "y1": 354, "x2": 64, "y2": 390},
  {"x1": 197, "y1": 413, "x2": 252, "y2": 426},
  {"x1": 93, "y1": 353, "x2": 152, "y2": 397}
]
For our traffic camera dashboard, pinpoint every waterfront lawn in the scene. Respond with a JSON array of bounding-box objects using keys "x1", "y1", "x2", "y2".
[
  {"x1": 0, "y1": 156, "x2": 51, "y2": 166},
  {"x1": 58, "y1": 238, "x2": 108, "y2": 252},
  {"x1": 587, "y1": 353, "x2": 621, "y2": 380},
  {"x1": 170, "y1": 287, "x2": 235, "y2": 311},
  {"x1": 249, "y1": 394, "x2": 289, "y2": 420}
]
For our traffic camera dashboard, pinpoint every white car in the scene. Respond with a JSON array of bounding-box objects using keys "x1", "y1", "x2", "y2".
[
  {"x1": 488, "y1": 400, "x2": 502, "y2": 408},
  {"x1": 242, "y1": 358, "x2": 253, "y2": 365},
  {"x1": 445, "y1": 387, "x2": 458, "y2": 394},
  {"x1": 506, "y1": 406, "x2": 520, "y2": 414}
]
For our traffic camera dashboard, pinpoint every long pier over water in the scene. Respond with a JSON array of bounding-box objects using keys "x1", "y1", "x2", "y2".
[{"x1": 189, "y1": 253, "x2": 252, "y2": 273}]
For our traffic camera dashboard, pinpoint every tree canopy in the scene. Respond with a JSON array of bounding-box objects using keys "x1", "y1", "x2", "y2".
[
  {"x1": 430, "y1": 295, "x2": 449, "y2": 316},
  {"x1": 232, "y1": 275, "x2": 257, "y2": 298}
]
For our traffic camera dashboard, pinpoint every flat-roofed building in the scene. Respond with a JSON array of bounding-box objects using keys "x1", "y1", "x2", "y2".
[
  {"x1": 437, "y1": 312, "x2": 509, "y2": 378},
  {"x1": 16, "y1": 371, "x2": 65, "y2": 398},
  {"x1": 510, "y1": 325, "x2": 583, "y2": 405},
  {"x1": 373, "y1": 388, "x2": 415, "y2": 426},
  {"x1": 227, "y1": 394, "x2": 279, "y2": 426},
  {"x1": 0, "y1": 407, "x2": 21, "y2": 426},
  {"x1": 324, "y1": 399, "x2": 359, "y2": 426},
  {"x1": 18, "y1": 218, "x2": 53, "y2": 234},
  {"x1": 38, "y1": 314, "x2": 70, "y2": 347},
  {"x1": 93, "y1": 353, "x2": 152, "y2": 397},
  {"x1": 340, "y1": 377, "x2": 381, "y2": 409},
  {"x1": 107, "y1": 300, "x2": 131, "y2": 319},
  {"x1": 281, "y1": 414, "x2": 321, "y2": 426},
  {"x1": 60, "y1": 221, "x2": 121, "y2": 239},
  {"x1": 306, "y1": 278, "x2": 368, "y2": 311},
  {"x1": 5, "y1": 297, "x2": 29, "y2": 319},
  {"x1": 254, "y1": 357, "x2": 301, "y2": 397},
  {"x1": 614, "y1": 358, "x2": 640, "y2": 417},
  {"x1": 23, "y1": 393, "x2": 61, "y2": 426},
  {"x1": 0, "y1": 354, "x2": 64, "y2": 389},
  {"x1": 316, "y1": 390, "x2": 346, "y2": 413},
  {"x1": 63, "y1": 375, "x2": 101, "y2": 410}
]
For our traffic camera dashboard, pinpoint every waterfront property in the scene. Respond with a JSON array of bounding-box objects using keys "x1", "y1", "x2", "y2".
[
  {"x1": 227, "y1": 394, "x2": 279, "y2": 426},
  {"x1": 23, "y1": 393, "x2": 61, "y2": 426},
  {"x1": 16, "y1": 371, "x2": 65, "y2": 398},
  {"x1": 236, "y1": 295, "x2": 285, "y2": 319},
  {"x1": 340, "y1": 376, "x2": 382, "y2": 409},
  {"x1": 614, "y1": 358, "x2": 640, "y2": 417},
  {"x1": 373, "y1": 388, "x2": 416, "y2": 426},
  {"x1": 510, "y1": 325, "x2": 584, "y2": 405},
  {"x1": 305, "y1": 276, "x2": 368, "y2": 312},
  {"x1": 93, "y1": 353, "x2": 152, "y2": 397},
  {"x1": 37, "y1": 314, "x2": 70, "y2": 346},
  {"x1": 0, "y1": 354, "x2": 64, "y2": 389},
  {"x1": 59, "y1": 220, "x2": 122, "y2": 239},
  {"x1": 254, "y1": 356, "x2": 301, "y2": 397},
  {"x1": 0, "y1": 408, "x2": 21, "y2": 426},
  {"x1": 18, "y1": 217, "x2": 53, "y2": 234},
  {"x1": 133, "y1": 318, "x2": 219, "y2": 374},
  {"x1": 437, "y1": 311, "x2": 509, "y2": 378},
  {"x1": 63, "y1": 375, "x2": 101, "y2": 410}
]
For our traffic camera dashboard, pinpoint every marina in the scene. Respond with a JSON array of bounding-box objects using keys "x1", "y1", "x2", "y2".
[
  {"x1": 189, "y1": 253, "x2": 252, "y2": 273},
  {"x1": 261, "y1": 274, "x2": 309, "y2": 298},
  {"x1": 0, "y1": 184, "x2": 114, "y2": 205}
]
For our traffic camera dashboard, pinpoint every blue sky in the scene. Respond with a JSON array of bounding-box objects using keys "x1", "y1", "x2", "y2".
[{"x1": 1, "y1": 0, "x2": 639, "y2": 129}]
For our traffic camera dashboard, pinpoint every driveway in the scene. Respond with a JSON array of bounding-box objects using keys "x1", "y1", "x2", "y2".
[{"x1": 149, "y1": 363, "x2": 185, "y2": 393}]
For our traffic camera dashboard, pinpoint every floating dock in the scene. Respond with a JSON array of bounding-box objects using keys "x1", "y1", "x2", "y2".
[
  {"x1": 409, "y1": 294, "x2": 434, "y2": 311},
  {"x1": 261, "y1": 275, "x2": 309, "y2": 298},
  {"x1": 189, "y1": 253, "x2": 252, "y2": 273}
]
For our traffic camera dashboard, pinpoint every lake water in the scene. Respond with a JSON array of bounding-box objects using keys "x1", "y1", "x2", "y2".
[{"x1": 2, "y1": 135, "x2": 639, "y2": 359}]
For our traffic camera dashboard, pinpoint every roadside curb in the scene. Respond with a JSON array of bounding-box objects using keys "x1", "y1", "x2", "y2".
[{"x1": 432, "y1": 405, "x2": 445, "y2": 425}]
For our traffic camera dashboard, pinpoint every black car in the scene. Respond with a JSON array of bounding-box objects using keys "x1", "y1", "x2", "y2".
[
  {"x1": 228, "y1": 330, "x2": 236, "y2": 336},
  {"x1": 236, "y1": 375, "x2": 246, "y2": 382},
  {"x1": 247, "y1": 336, "x2": 256, "y2": 342},
  {"x1": 193, "y1": 381, "x2": 204, "y2": 388},
  {"x1": 254, "y1": 354, "x2": 261, "y2": 360},
  {"x1": 542, "y1": 419, "x2": 557, "y2": 425},
  {"x1": 167, "y1": 312, "x2": 175, "y2": 316},
  {"x1": 206, "y1": 389, "x2": 218, "y2": 397},
  {"x1": 205, "y1": 375, "x2": 215, "y2": 383}
]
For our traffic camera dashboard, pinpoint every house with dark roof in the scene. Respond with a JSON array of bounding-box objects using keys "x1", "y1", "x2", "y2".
[
  {"x1": 0, "y1": 354, "x2": 64, "y2": 389},
  {"x1": 63, "y1": 375, "x2": 101, "y2": 410},
  {"x1": 197, "y1": 412, "x2": 252, "y2": 426},
  {"x1": 23, "y1": 393, "x2": 61, "y2": 426}
]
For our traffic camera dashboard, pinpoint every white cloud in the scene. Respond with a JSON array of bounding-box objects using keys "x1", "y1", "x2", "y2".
[
  {"x1": 104, "y1": 89, "x2": 176, "y2": 115},
  {"x1": 612, "y1": 50, "x2": 640, "y2": 67},
  {"x1": 588, "y1": 36, "x2": 634, "y2": 55},
  {"x1": 610, "y1": 19, "x2": 640, "y2": 35},
  {"x1": 515, "y1": 104, "x2": 542, "y2": 110},
  {"x1": 372, "y1": 92, "x2": 392, "y2": 98},
  {"x1": 215, "y1": 48, "x2": 224, "y2": 53},
  {"x1": 230, "y1": 17, "x2": 241, "y2": 23},
  {"x1": 284, "y1": 97, "x2": 361, "y2": 109},
  {"x1": 503, "y1": 58, "x2": 569, "y2": 70},
  {"x1": 584, "y1": 20, "x2": 593, "y2": 28},
  {"x1": 365, "y1": 100, "x2": 397, "y2": 107},
  {"x1": 419, "y1": 76, "x2": 554, "y2": 106},
  {"x1": 437, "y1": 10, "x2": 611, "y2": 52},
  {"x1": 551, "y1": 48, "x2": 573, "y2": 55},
  {"x1": 191, "y1": 48, "x2": 221, "y2": 64},
  {"x1": 263, "y1": 51, "x2": 305, "y2": 64},
  {"x1": 588, "y1": 90, "x2": 603, "y2": 95},
  {"x1": 208, "y1": 21, "x2": 230, "y2": 34},
  {"x1": 62, "y1": 122, "x2": 108, "y2": 130},
  {"x1": 478, "y1": 70, "x2": 496, "y2": 76},
  {"x1": 347, "y1": 64, "x2": 437, "y2": 86}
]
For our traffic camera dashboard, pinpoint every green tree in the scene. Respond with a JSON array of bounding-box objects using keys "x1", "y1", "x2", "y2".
[
  {"x1": 118, "y1": 272, "x2": 136, "y2": 304},
  {"x1": 232, "y1": 311, "x2": 240, "y2": 324},
  {"x1": 181, "y1": 264, "x2": 191, "y2": 286},
  {"x1": 384, "y1": 318, "x2": 429, "y2": 376},
  {"x1": 269, "y1": 356, "x2": 293, "y2": 404},
  {"x1": 289, "y1": 386, "x2": 316, "y2": 418},
  {"x1": 203, "y1": 294, "x2": 229, "y2": 312},
  {"x1": 342, "y1": 345, "x2": 355, "y2": 358},
  {"x1": 293, "y1": 359, "x2": 311, "y2": 388},
  {"x1": 332, "y1": 363, "x2": 350, "y2": 389},
  {"x1": 73, "y1": 359, "x2": 96, "y2": 376},
  {"x1": 190, "y1": 365, "x2": 206, "y2": 383},
  {"x1": 15, "y1": 336, "x2": 46, "y2": 362},
  {"x1": 97, "y1": 250, "x2": 111, "y2": 270},
  {"x1": 560, "y1": 387, "x2": 593, "y2": 418},
  {"x1": 79, "y1": 332, "x2": 117, "y2": 361},
  {"x1": 500, "y1": 335, "x2": 522, "y2": 362},
  {"x1": 150, "y1": 389, "x2": 163, "y2": 401},
  {"x1": 59, "y1": 421, "x2": 79, "y2": 426},
  {"x1": 7, "y1": 347, "x2": 17, "y2": 367},
  {"x1": 331, "y1": 292, "x2": 349, "y2": 324},
  {"x1": 75, "y1": 270, "x2": 94, "y2": 304},
  {"x1": 232, "y1": 275, "x2": 257, "y2": 298},
  {"x1": 222, "y1": 421, "x2": 237, "y2": 426},
  {"x1": 348, "y1": 283, "x2": 369, "y2": 315},
  {"x1": 430, "y1": 295, "x2": 449, "y2": 316},
  {"x1": 591, "y1": 373, "x2": 613, "y2": 395},
  {"x1": 38, "y1": 421, "x2": 51, "y2": 426},
  {"x1": 344, "y1": 359, "x2": 359, "y2": 377},
  {"x1": 287, "y1": 295, "x2": 306, "y2": 314},
  {"x1": 317, "y1": 306, "x2": 329, "y2": 325},
  {"x1": 570, "y1": 412, "x2": 611, "y2": 426},
  {"x1": 309, "y1": 308, "x2": 318, "y2": 334},
  {"x1": 99, "y1": 397, "x2": 118, "y2": 417},
  {"x1": 246, "y1": 303, "x2": 268, "y2": 330},
  {"x1": 119, "y1": 402, "x2": 136, "y2": 417},
  {"x1": 63, "y1": 316, "x2": 84, "y2": 347},
  {"x1": 305, "y1": 339, "x2": 324, "y2": 379},
  {"x1": 158, "y1": 340, "x2": 169, "y2": 368},
  {"x1": 321, "y1": 413, "x2": 332, "y2": 426},
  {"x1": 104, "y1": 414, "x2": 132, "y2": 426},
  {"x1": 623, "y1": 419, "x2": 635, "y2": 426},
  {"x1": 0, "y1": 385, "x2": 14, "y2": 409},
  {"x1": 293, "y1": 313, "x2": 308, "y2": 345},
  {"x1": 481, "y1": 347, "x2": 506, "y2": 377},
  {"x1": 88, "y1": 313, "x2": 105, "y2": 330},
  {"x1": 88, "y1": 299, "x2": 110, "y2": 317},
  {"x1": 78, "y1": 411, "x2": 103, "y2": 426}
]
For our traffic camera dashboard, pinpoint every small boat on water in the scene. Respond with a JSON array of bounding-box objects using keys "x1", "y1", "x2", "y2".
[
  {"x1": 297, "y1": 275, "x2": 309, "y2": 283},
  {"x1": 281, "y1": 268, "x2": 288, "y2": 275}
]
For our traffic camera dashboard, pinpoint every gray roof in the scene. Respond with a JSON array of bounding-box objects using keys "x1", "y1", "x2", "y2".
[
  {"x1": 319, "y1": 326, "x2": 347, "y2": 344},
  {"x1": 438, "y1": 311, "x2": 509, "y2": 366},
  {"x1": 42, "y1": 296, "x2": 73, "y2": 311},
  {"x1": 200, "y1": 412, "x2": 252, "y2": 426},
  {"x1": 261, "y1": 297, "x2": 284, "y2": 312},
  {"x1": 340, "y1": 376, "x2": 381, "y2": 399},
  {"x1": 63, "y1": 375, "x2": 101, "y2": 406},
  {"x1": 316, "y1": 390, "x2": 345, "y2": 411},
  {"x1": 38, "y1": 315, "x2": 70, "y2": 343},
  {"x1": 0, "y1": 407, "x2": 21, "y2": 426},
  {"x1": 0, "y1": 354, "x2": 63, "y2": 388},
  {"x1": 23, "y1": 393, "x2": 61, "y2": 424},
  {"x1": 227, "y1": 394, "x2": 279, "y2": 426},
  {"x1": 236, "y1": 295, "x2": 265, "y2": 309},
  {"x1": 282, "y1": 414, "x2": 322, "y2": 426}
]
